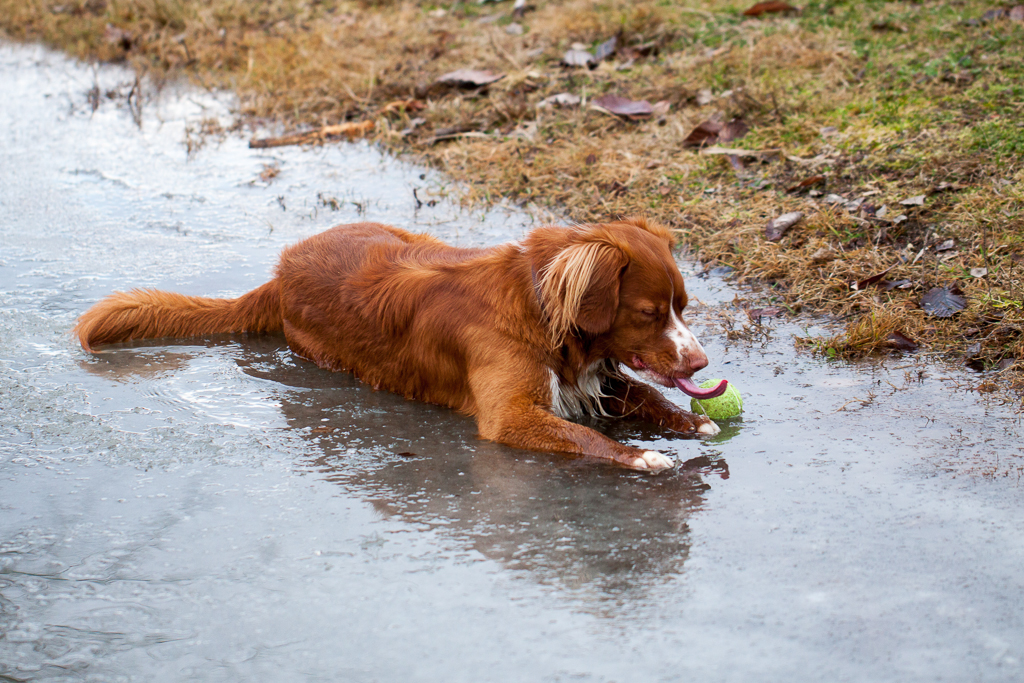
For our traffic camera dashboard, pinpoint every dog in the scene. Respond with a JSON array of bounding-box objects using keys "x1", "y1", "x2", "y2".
[{"x1": 75, "y1": 217, "x2": 727, "y2": 471}]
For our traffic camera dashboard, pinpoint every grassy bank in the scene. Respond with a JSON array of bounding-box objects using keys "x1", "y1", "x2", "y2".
[{"x1": 2, "y1": 0, "x2": 1021, "y2": 400}]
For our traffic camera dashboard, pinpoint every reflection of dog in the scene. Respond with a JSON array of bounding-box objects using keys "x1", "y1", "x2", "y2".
[{"x1": 75, "y1": 217, "x2": 722, "y2": 470}]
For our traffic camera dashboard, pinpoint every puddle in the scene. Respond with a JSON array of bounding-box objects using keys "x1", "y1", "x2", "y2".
[{"x1": 2, "y1": 43, "x2": 1023, "y2": 682}]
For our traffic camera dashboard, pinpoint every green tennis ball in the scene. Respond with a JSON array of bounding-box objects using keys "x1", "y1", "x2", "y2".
[{"x1": 690, "y1": 379, "x2": 743, "y2": 419}]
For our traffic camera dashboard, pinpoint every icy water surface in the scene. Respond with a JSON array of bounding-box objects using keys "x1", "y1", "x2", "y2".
[{"x1": 2, "y1": 44, "x2": 1023, "y2": 682}]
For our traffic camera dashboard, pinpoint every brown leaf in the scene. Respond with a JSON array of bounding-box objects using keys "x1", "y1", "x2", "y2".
[
  {"x1": 765, "y1": 211, "x2": 803, "y2": 241},
  {"x1": 683, "y1": 118, "x2": 747, "y2": 147},
  {"x1": 259, "y1": 163, "x2": 280, "y2": 183},
  {"x1": 786, "y1": 175, "x2": 826, "y2": 192},
  {"x1": 852, "y1": 265, "x2": 895, "y2": 291},
  {"x1": 920, "y1": 286, "x2": 966, "y2": 318},
  {"x1": 591, "y1": 94, "x2": 654, "y2": 119},
  {"x1": 682, "y1": 120, "x2": 724, "y2": 147},
  {"x1": 743, "y1": 1, "x2": 799, "y2": 16},
  {"x1": 720, "y1": 118, "x2": 750, "y2": 143},
  {"x1": 886, "y1": 331, "x2": 919, "y2": 351},
  {"x1": 436, "y1": 69, "x2": 505, "y2": 87},
  {"x1": 746, "y1": 306, "x2": 784, "y2": 321}
]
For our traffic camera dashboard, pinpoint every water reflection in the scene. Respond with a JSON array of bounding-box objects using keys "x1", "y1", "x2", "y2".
[{"x1": 81, "y1": 336, "x2": 726, "y2": 599}]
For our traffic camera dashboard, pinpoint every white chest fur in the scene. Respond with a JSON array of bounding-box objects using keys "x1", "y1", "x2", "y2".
[{"x1": 547, "y1": 361, "x2": 611, "y2": 419}]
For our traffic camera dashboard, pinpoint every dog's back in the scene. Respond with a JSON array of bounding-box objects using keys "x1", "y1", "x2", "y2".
[{"x1": 275, "y1": 223, "x2": 519, "y2": 412}]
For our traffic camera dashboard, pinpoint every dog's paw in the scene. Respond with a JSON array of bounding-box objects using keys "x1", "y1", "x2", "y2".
[
  {"x1": 632, "y1": 450, "x2": 676, "y2": 471},
  {"x1": 697, "y1": 418, "x2": 721, "y2": 436}
]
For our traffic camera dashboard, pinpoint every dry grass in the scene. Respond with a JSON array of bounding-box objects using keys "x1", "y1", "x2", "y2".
[{"x1": 1, "y1": 0, "x2": 1021, "y2": 401}]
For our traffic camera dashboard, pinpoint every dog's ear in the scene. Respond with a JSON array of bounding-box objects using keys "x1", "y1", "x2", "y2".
[{"x1": 531, "y1": 234, "x2": 628, "y2": 345}]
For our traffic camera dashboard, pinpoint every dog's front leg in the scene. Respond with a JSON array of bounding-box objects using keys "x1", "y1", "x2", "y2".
[
  {"x1": 470, "y1": 372, "x2": 674, "y2": 470},
  {"x1": 602, "y1": 374, "x2": 720, "y2": 436}
]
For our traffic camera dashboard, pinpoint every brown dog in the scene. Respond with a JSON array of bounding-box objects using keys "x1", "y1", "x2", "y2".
[{"x1": 75, "y1": 217, "x2": 726, "y2": 471}]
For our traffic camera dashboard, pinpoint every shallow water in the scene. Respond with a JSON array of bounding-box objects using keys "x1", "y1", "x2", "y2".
[{"x1": 1, "y1": 43, "x2": 1023, "y2": 682}]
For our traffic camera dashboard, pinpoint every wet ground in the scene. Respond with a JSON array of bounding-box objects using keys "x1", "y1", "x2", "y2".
[{"x1": 2, "y1": 43, "x2": 1023, "y2": 682}]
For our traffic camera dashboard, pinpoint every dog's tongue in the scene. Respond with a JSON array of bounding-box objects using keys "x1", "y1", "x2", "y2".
[{"x1": 674, "y1": 377, "x2": 728, "y2": 399}]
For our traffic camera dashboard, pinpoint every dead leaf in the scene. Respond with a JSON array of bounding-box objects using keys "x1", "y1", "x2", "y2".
[
  {"x1": 852, "y1": 265, "x2": 895, "y2": 291},
  {"x1": 719, "y1": 118, "x2": 750, "y2": 143},
  {"x1": 746, "y1": 306, "x2": 784, "y2": 321},
  {"x1": 882, "y1": 279, "x2": 914, "y2": 291},
  {"x1": 562, "y1": 49, "x2": 595, "y2": 67},
  {"x1": 765, "y1": 211, "x2": 803, "y2": 241},
  {"x1": 436, "y1": 69, "x2": 505, "y2": 87},
  {"x1": 1011, "y1": 5, "x2": 1024, "y2": 21},
  {"x1": 900, "y1": 194, "x2": 926, "y2": 206},
  {"x1": 935, "y1": 239, "x2": 956, "y2": 252},
  {"x1": 970, "y1": 267, "x2": 988, "y2": 278},
  {"x1": 593, "y1": 36, "x2": 618, "y2": 62},
  {"x1": 259, "y1": 163, "x2": 280, "y2": 183},
  {"x1": 381, "y1": 99, "x2": 425, "y2": 114},
  {"x1": 786, "y1": 175, "x2": 826, "y2": 192},
  {"x1": 743, "y1": 1, "x2": 799, "y2": 16},
  {"x1": 682, "y1": 117, "x2": 747, "y2": 148},
  {"x1": 537, "y1": 92, "x2": 581, "y2": 108},
  {"x1": 871, "y1": 19, "x2": 908, "y2": 32},
  {"x1": 590, "y1": 94, "x2": 654, "y2": 119},
  {"x1": 886, "y1": 331, "x2": 919, "y2": 351},
  {"x1": 810, "y1": 246, "x2": 833, "y2": 263},
  {"x1": 929, "y1": 182, "x2": 964, "y2": 194},
  {"x1": 651, "y1": 100, "x2": 671, "y2": 117},
  {"x1": 726, "y1": 155, "x2": 745, "y2": 171},
  {"x1": 682, "y1": 120, "x2": 724, "y2": 147},
  {"x1": 920, "y1": 286, "x2": 967, "y2": 318},
  {"x1": 696, "y1": 89, "x2": 714, "y2": 106}
]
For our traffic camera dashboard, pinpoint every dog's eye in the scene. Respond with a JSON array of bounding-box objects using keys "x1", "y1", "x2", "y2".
[{"x1": 639, "y1": 308, "x2": 657, "y2": 317}]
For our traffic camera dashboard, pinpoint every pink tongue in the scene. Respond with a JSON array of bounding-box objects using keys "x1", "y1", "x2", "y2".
[{"x1": 674, "y1": 377, "x2": 728, "y2": 399}]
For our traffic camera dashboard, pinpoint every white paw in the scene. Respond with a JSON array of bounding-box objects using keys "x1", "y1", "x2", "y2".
[
  {"x1": 633, "y1": 450, "x2": 675, "y2": 471},
  {"x1": 697, "y1": 420, "x2": 721, "y2": 436}
]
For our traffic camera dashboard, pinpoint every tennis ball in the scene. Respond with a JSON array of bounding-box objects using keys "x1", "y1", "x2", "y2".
[{"x1": 690, "y1": 379, "x2": 743, "y2": 419}]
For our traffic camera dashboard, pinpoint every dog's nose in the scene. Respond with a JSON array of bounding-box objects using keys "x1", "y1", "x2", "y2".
[{"x1": 688, "y1": 350, "x2": 708, "y2": 374}]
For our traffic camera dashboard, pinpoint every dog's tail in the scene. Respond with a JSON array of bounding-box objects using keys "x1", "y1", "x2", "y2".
[{"x1": 74, "y1": 280, "x2": 283, "y2": 352}]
